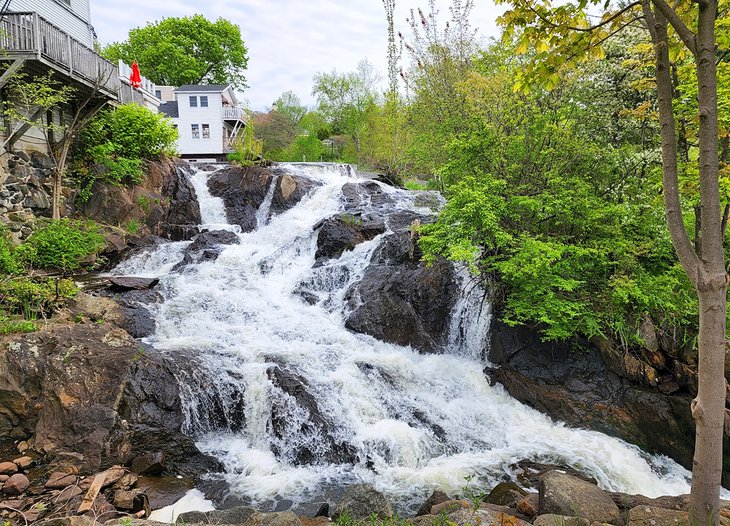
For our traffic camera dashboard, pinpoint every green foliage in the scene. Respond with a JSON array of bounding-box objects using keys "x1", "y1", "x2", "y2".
[
  {"x1": 102, "y1": 15, "x2": 249, "y2": 89},
  {"x1": 228, "y1": 123, "x2": 263, "y2": 166},
  {"x1": 75, "y1": 104, "x2": 177, "y2": 187},
  {"x1": 15, "y1": 219, "x2": 105, "y2": 272},
  {"x1": 417, "y1": 36, "x2": 700, "y2": 348},
  {"x1": 0, "y1": 227, "x2": 20, "y2": 275}
]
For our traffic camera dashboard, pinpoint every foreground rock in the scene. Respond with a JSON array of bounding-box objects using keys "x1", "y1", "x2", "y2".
[
  {"x1": 0, "y1": 321, "x2": 220, "y2": 476},
  {"x1": 332, "y1": 484, "x2": 393, "y2": 521},
  {"x1": 539, "y1": 471, "x2": 621, "y2": 525}
]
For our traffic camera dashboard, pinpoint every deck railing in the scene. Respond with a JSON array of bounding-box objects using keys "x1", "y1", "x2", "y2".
[
  {"x1": 0, "y1": 12, "x2": 121, "y2": 98},
  {"x1": 222, "y1": 106, "x2": 247, "y2": 122}
]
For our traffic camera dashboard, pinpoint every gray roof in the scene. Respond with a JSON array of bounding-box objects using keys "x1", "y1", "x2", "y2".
[
  {"x1": 174, "y1": 84, "x2": 230, "y2": 93},
  {"x1": 159, "y1": 101, "x2": 179, "y2": 118}
]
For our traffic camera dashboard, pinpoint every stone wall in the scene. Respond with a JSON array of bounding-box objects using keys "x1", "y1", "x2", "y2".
[{"x1": 0, "y1": 150, "x2": 57, "y2": 242}]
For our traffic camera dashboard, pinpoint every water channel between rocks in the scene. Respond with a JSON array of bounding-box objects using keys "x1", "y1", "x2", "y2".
[{"x1": 112, "y1": 163, "x2": 695, "y2": 514}]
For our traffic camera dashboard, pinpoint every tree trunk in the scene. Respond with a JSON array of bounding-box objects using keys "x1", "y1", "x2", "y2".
[
  {"x1": 644, "y1": 0, "x2": 725, "y2": 520},
  {"x1": 689, "y1": 0, "x2": 725, "y2": 521}
]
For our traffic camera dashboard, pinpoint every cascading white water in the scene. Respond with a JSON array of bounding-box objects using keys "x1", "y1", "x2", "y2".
[{"x1": 114, "y1": 163, "x2": 698, "y2": 513}]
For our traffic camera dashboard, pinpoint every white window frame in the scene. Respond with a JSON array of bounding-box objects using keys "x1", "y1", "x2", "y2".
[
  {"x1": 191, "y1": 124, "x2": 200, "y2": 139},
  {"x1": 200, "y1": 96, "x2": 209, "y2": 108},
  {"x1": 189, "y1": 96, "x2": 198, "y2": 108}
]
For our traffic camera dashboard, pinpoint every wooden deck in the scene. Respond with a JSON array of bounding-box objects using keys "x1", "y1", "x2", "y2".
[{"x1": 0, "y1": 11, "x2": 121, "y2": 99}]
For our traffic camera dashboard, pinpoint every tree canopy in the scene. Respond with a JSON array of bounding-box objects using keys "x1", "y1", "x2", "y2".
[{"x1": 102, "y1": 15, "x2": 249, "y2": 89}]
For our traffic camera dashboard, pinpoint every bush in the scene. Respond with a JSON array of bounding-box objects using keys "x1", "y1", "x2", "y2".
[
  {"x1": 75, "y1": 103, "x2": 178, "y2": 187},
  {"x1": 16, "y1": 219, "x2": 105, "y2": 272},
  {"x1": 0, "y1": 226, "x2": 20, "y2": 275},
  {"x1": 228, "y1": 123, "x2": 263, "y2": 166}
]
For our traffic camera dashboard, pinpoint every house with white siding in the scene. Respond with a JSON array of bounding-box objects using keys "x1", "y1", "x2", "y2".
[{"x1": 159, "y1": 85, "x2": 248, "y2": 162}]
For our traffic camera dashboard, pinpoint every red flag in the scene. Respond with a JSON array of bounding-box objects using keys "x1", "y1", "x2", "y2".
[{"x1": 130, "y1": 61, "x2": 142, "y2": 89}]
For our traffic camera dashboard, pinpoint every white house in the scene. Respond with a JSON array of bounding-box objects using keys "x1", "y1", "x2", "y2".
[{"x1": 158, "y1": 85, "x2": 248, "y2": 162}]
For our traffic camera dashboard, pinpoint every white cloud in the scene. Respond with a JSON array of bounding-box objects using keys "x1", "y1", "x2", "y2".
[{"x1": 91, "y1": 0, "x2": 504, "y2": 111}]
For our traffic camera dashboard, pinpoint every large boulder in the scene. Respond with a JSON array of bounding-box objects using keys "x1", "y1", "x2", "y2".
[
  {"x1": 178, "y1": 506, "x2": 256, "y2": 524},
  {"x1": 539, "y1": 471, "x2": 621, "y2": 525},
  {"x1": 628, "y1": 506, "x2": 689, "y2": 526},
  {"x1": 0, "y1": 321, "x2": 220, "y2": 476},
  {"x1": 487, "y1": 320, "x2": 730, "y2": 485},
  {"x1": 332, "y1": 483, "x2": 393, "y2": 521},
  {"x1": 313, "y1": 213, "x2": 385, "y2": 265},
  {"x1": 77, "y1": 159, "x2": 202, "y2": 242},
  {"x1": 208, "y1": 166, "x2": 320, "y2": 232},
  {"x1": 344, "y1": 233, "x2": 458, "y2": 353},
  {"x1": 172, "y1": 229, "x2": 240, "y2": 271}
]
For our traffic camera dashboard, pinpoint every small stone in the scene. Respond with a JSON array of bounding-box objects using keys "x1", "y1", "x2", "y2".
[
  {"x1": 416, "y1": 490, "x2": 450, "y2": 516},
  {"x1": 13, "y1": 457, "x2": 32, "y2": 470},
  {"x1": 0, "y1": 476, "x2": 8, "y2": 483},
  {"x1": 0, "y1": 463, "x2": 18, "y2": 476},
  {"x1": 2, "y1": 473, "x2": 29, "y2": 495},
  {"x1": 45, "y1": 471, "x2": 77, "y2": 489}
]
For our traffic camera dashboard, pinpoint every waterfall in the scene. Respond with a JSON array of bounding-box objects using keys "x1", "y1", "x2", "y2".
[{"x1": 113, "y1": 163, "x2": 694, "y2": 513}]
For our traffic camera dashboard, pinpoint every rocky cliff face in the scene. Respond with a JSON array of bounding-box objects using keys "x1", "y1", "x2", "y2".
[
  {"x1": 0, "y1": 316, "x2": 220, "y2": 476},
  {"x1": 487, "y1": 319, "x2": 730, "y2": 485},
  {"x1": 77, "y1": 158, "x2": 202, "y2": 242}
]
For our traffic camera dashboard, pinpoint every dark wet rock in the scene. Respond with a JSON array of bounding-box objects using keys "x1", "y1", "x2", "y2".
[
  {"x1": 345, "y1": 234, "x2": 458, "y2": 353},
  {"x1": 341, "y1": 181, "x2": 395, "y2": 211},
  {"x1": 416, "y1": 490, "x2": 451, "y2": 516},
  {"x1": 135, "y1": 475, "x2": 192, "y2": 510},
  {"x1": 485, "y1": 482, "x2": 528, "y2": 507},
  {"x1": 487, "y1": 320, "x2": 730, "y2": 485},
  {"x1": 130, "y1": 452, "x2": 165, "y2": 475},
  {"x1": 178, "y1": 505, "x2": 256, "y2": 524},
  {"x1": 332, "y1": 483, "x2": 393, "y2": 521},
  {"x1": 108, "y1": 277, "x2": 159, "y2": 291},
  {"x1": 208, "y1": 166, "x2": 320, "y2": 232},
  {"x1": 0, "y1": 323, "x2": 221, "y2": 477},
  {"x1": 267, "y1": 366, "x2": 356, "y2": 465},
  {"x1": 540, "y1": 471, "x2": 621, "y2": 525},
  {"x1": 172, "y1": 229, "x2": 240, "y2": 271},
  {"x1": 313, "y1": 213, "x2": 385, "y2": 264},
  {"x1": 315, "y1": 503, "x2": 330, "y2": 517}
]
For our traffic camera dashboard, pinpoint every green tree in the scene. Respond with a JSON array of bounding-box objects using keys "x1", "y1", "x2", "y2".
[
  {"x1": 493, "y1": 0, "x2": 727, "y2": 519},
  {"x1": 273, "y1": 91, "x2": 308, "y2": 125},
  {"x1": 102, "y1": 15, "x2": 249, "y2": 89},
  {"x1": 312, "y1": 59, "x2": 380, "y2": 153}
]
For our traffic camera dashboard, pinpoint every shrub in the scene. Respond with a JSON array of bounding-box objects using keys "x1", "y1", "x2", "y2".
[
  {"x1": 0, "y1": 226, "x2": 20, "y2": 275},
  {"x1": 0, "y1": 277, "x2": 77, "y2": 318},
  {"x1": 228, "y1": 122, "x2": 263, "y2": 166},
  {"x1": 75, "y1": 103, "x2": 178, "y2": 187},
  {"x1": 16, "y1": 219, "x2": 105, "y2": 272}
]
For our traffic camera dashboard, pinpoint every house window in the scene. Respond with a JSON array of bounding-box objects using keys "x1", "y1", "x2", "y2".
[
  {"x1": 155, "y1": 90, "x2": 162, "y2": 98},
  {"x1": 191, "y1": 124, "x2": 200, "y2": 139},
  {"x1": 200, "y1": 96, "x2": 209, "y2": 108},
  {"x1": 202, "y1": 124, "x2": 210, "y2": 139},
  {"x1": 189, "y1": 96, "x2": 198, "y2": 108}
]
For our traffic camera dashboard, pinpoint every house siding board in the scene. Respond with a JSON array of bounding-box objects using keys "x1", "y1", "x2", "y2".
[
  {"x1": 172, "y1": 91, "x2": 226, "y2": 156},
  {"x1": 11, "y1": 0, "x2": 94, "y2": 47}
]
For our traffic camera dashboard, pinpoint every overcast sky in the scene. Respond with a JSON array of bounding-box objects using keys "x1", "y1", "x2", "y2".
[{"x1": 90, "y1": 0, "x2": 504, "y2": 112}]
